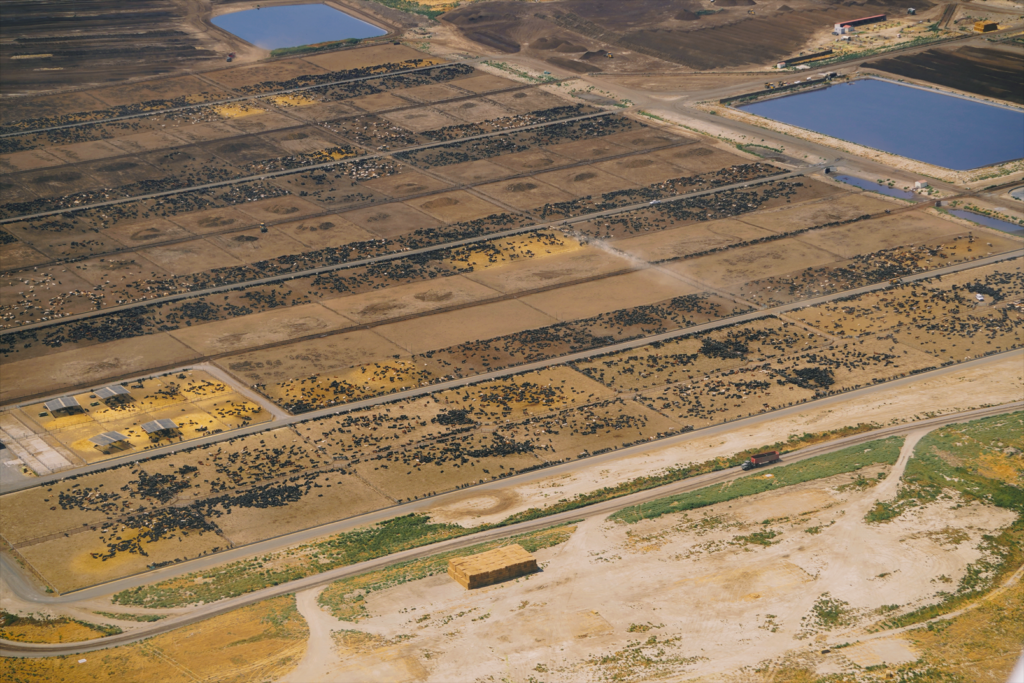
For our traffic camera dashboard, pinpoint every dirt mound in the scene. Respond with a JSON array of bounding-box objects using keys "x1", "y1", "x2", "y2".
[
  {"x1": 715, "y1": 0, "x2": 756, "y2": 6},
  {"x1": 443, "y1": 5, "x2": 524, "y2": 53},
  {"x1": 96, "y1": 161, "x2": 139, "y2": 173},
  {"x1": 130, "y1": 228, "x2": 162, "y2": 242},
  {"x1": 414, "y1": 290, "x2": 455, "y2": 303},
  {"x1": 547, "y1": 56, "x2": 594, "y2": 73},
  {"x1": 675, "y1": 10, "x2": 700, "y2": 20},
  {"x1": 556, "y1": 42, "x2": 589, "y2": 53},
  {"x1": 572, "y1": 172, "x2": 598, "y2": 182},
  {"x1": 533, "y1": 36, "x2": 588, "y2": 52},
  {"x1": 507, "y1": 182, "x2": 539, "y2": 192},
  {"x1": 422, "y1": 197, "x2": 460, "y2": 209},
  {"x1": 233, "y1": 235, "x2": 259, "y2": 243},
  {"x1": 582, "y1": 49, "x2": 613, "y2": 61},
  {"x1": 197, "y1": 216, "x2": 235, "y2": 228},
  {"x1": 470, "y1": 31, "x2": 521, "y2": 52},
  {"x1": 31, "y1": 170, "x2": 81, "y2": 184},
  {"x1": 622, "y1": 158, "x2": 655, "y2": 169},
  {"x1": 678, "y1": 147, "x2": 715, "y2": 158}
]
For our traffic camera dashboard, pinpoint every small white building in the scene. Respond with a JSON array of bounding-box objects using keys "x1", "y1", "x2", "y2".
[{"x1": 915, "y1": 180, "x2": 929, "y2": 189}]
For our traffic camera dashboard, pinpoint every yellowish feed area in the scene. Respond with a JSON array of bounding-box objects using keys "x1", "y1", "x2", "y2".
[
  {"x1": 270, "y1": 94, "x2": 318, "y2": 107},
  {"x1": 0, "y1": 620, "x2": 108, "y2": 644},
  {"x1": 0, "y1": 596, "x2": 307, "y2": 683},
  {"x1": 213, "y1": 103, "x2": 265, "y2": 118},
  {"x1": 14, "y1": 370, "x2": 270, "y2": 465}
]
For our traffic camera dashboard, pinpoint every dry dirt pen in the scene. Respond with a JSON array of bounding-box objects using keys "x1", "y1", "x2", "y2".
[{"x1": 3, "y1": 167, "x2": 1007, "y2": 405}]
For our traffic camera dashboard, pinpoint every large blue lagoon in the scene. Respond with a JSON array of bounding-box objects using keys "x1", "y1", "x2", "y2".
[
  {"x1": 213, "y1": 3, "x2": 386, "y2": 50},
  {"x1": 739, "y1": 78, "x2": 1024, "y2": 170}
]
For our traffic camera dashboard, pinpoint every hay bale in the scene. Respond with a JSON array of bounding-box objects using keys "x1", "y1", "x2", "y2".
[{"x1": 447, "y1": 544, "x2": 538, "y2": 589}]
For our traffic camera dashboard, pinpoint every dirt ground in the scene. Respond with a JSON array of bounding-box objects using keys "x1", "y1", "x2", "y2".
[
  {"x1": 285, "y1": 429, "x2": 1019, "y2": 682},
  {"x1": 867, "y1": 44, "x2": 1024, "y2": 105}
]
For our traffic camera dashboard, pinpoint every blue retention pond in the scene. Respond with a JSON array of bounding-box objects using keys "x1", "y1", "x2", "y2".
[
  {"x1": 739, "y1": 78, "x2": 1024, "y2": 171},
  {"x1": 946, "y1": 209, "x2": 1024, "y2": 237},
  {"x1": 213, "y1": 4, "x2": 386, "y2": 50},
  {"x1": 832, "y1": 174, "x2": 919, "y2": 201}
]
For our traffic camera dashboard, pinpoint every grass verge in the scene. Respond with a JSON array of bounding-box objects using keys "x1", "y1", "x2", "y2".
[
  {"x1": 610, "y1": 437, "x2": 903, "y2": 524},
  {"x1": 93, "y1": 611, "x2": 167, "y2": 623},
  {"x1": 270, "y1": 38, "x2": 362, "y2": 58}
]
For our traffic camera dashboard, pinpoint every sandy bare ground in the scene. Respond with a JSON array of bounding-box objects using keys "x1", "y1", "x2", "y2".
[
  {"x1": 288, "y1": 427, "x2": 1016, "y2": 682},
  {"x1": 279, "y1": 588, "x2": 346, "y2": 683}
]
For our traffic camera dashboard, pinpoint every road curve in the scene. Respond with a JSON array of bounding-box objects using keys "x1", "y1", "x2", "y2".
[{"x1": 1, "y1": 399, "x2": 1020, "y2": 657}]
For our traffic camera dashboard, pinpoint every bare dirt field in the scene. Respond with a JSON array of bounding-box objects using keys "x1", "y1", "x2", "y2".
[{"x1": 293, "y1": 420, "x2": 1022, "y2": 682}]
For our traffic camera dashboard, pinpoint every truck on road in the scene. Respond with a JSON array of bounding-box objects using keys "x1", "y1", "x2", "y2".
[{"x1": 741, "y1": 450, "x2": 781, "y2": 471}]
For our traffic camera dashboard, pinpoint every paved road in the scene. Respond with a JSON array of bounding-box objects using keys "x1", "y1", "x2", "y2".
[
  {"x1": 2, "y1": 398, "x2": 1020, "y2": 657},
  {"x1": 0, "y1": 163, "x2": 819, "y2": 335},
  {"x1": 2, "y1": 248, "x2": 1018, "y2": 495}
]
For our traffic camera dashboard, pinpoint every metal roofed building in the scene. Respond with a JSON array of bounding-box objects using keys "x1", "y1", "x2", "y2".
[
  {"x1": 43, "y1": 396, "x2": 83, "y2": 414},
  {"x1": 95, "y1": 385, "x2": 131, "y2": 401},
  {"x1": 142, "y1": 419, "x2": 179, "y2": 434},
  {"x1": 89, "y1": 431, "x2": 129, "y2": 448}
]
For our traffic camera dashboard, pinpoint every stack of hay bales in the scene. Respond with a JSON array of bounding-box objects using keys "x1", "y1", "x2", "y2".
[{"x1": 448, "y1": 544, "x2": 538, "y2": 589}]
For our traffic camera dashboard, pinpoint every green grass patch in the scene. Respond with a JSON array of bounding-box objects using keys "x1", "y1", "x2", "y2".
[
  {"x1": 367, "y1": 0, "x2": 446, "y2": 19},
  {"x1": 737, "y1": 143, "x2": 785, "y2": 157},
  {"x1": 611, "y1": 437, "x2": 903, "y2": 524},
  {"x1": 483, "y1": 61, "x2": 555, "y2": 83},
  {"x1": 93, "y1": 611, "x2": 167, "y2": 623},
  {"x1": 317, "y1": 523, "x2": 577, "y2": 620},
  {"x1": 113, "y1": 514, "x2": 482, "y2": 608},
  {"x1": 866, "y1": 412, "x2": 1024, "y2": 523},
  {"x1": 736, "y1": 422, "x2": 881, "y2": 459},
  {"x1": 732, "y1": 529, "x2": 780, "y2": 546},
  {"x1": 866, "y1": 412, "x2": 1024, "y2": 630},
  {"x1": 270, "y1": 38, "x2": 362, "y2": 58}
]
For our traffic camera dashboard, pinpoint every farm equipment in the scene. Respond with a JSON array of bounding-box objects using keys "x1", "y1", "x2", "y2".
[{"x1": 741, "y1": 450, "x2": 781, "y2": 471}]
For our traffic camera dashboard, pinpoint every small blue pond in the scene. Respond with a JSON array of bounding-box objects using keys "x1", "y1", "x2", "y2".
[
  {"x1": 213, "y1": 4, "x2": 386, "y2": 50},
  {"x1": 832, "y1": 174, "x2": 919, "y2": 200},
  {"x1": 947, "y1": 209, "x2": 1024, "y2": 237},
  {"x1": 740, "y1": 79, "x2": 1024, "y2": 171}
]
